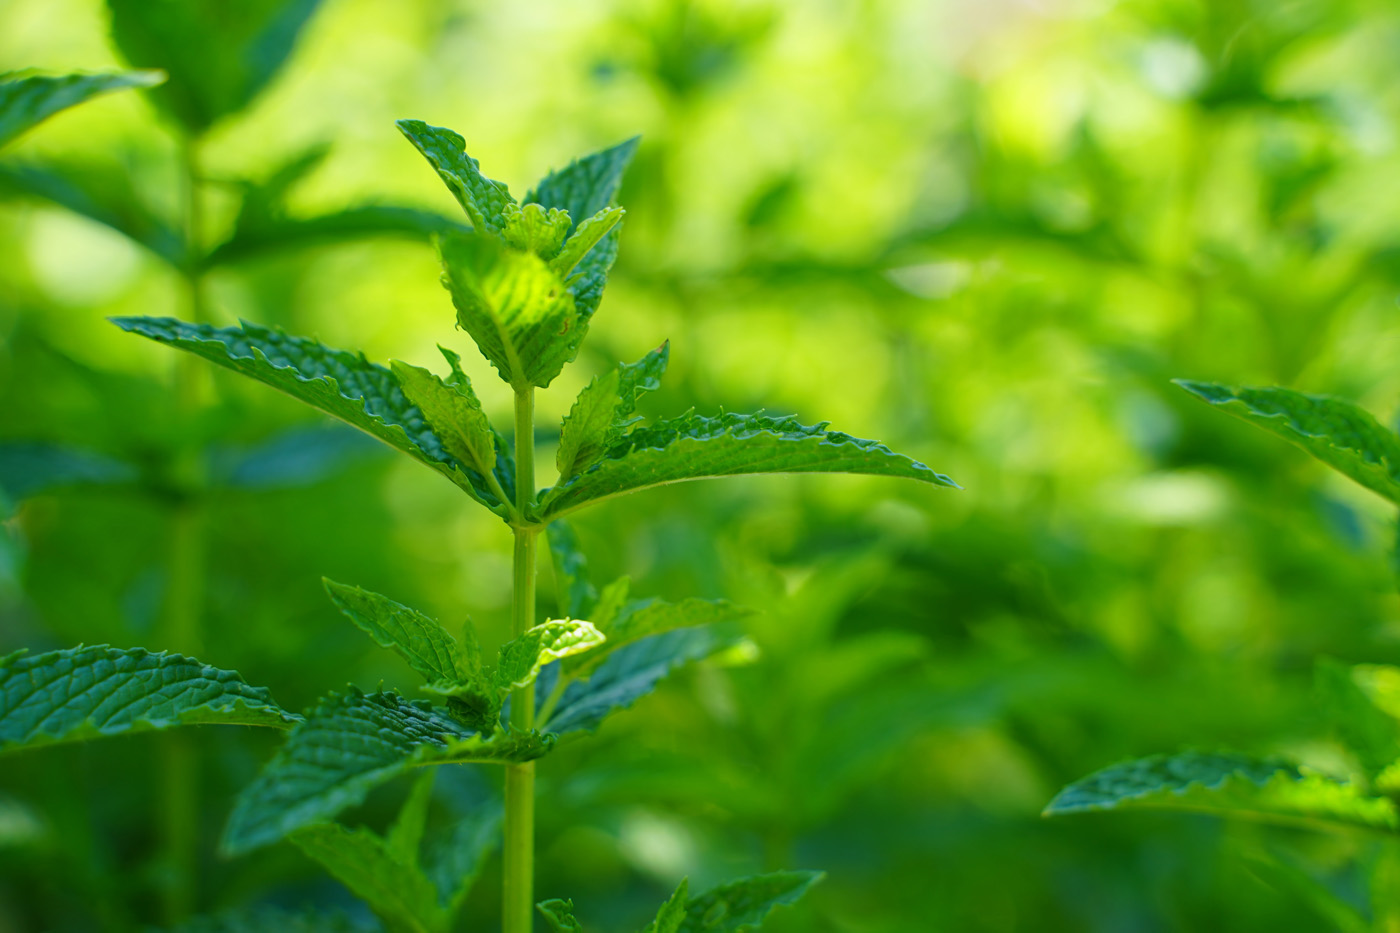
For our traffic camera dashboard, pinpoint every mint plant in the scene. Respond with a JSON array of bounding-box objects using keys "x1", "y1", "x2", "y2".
[
  {"x1": 1, "y1": 115, "x2": 954, "y2": 931},
  {"x1": 1046, "y1": 380, "x2": 1400, "y2": 926}
]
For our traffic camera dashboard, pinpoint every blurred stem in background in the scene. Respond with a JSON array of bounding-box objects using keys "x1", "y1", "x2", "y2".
[
  {"x1": 159, "y1": 134, "x2": 212, "y2": 925},
  {"x1": 504, "y1": 386, "x2": 538, "y2": 933}
]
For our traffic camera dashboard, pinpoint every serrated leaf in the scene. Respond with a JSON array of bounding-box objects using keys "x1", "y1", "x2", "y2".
[
  {"x1": 547, "y1": 521, "x2": 599, "y2": 619},
  {"x1": 0, "y1": 70, "x2": 163, "y2": 149},
  {"x1": 540, "y1": 411, "x2": 958, "y2": 520},
  {"x1": 1044, "y1": 751, "x2": 1400, "y2": 833},
  {"x1": 291, "y1": 822, "x2": 446, "y2": 933},
  {"x1": 223, "y1": 689, "x2": 552, "y2": 854},
  {"x1": 557, "y1": 369, "x2": 622, "y2": 480},
  {"x1": 566, "y1": 597, "x2": 754, "y2": 676},
  {"x1": 397, "y1": 120, "x2": 514, "y2": 233},
  {"x1": 437, "y1": 231, "x2": 578, "y2": 389},
  {"x1": 391, "y1": 361, "x2": 497, "y2": 482},
  {"x1": 542, "y1": 627, "x2": 741, "y2": 735},
  {"x1": 550, "y1": 207, "x2": 624, "y2": 278},
  {"x1": 0, "y1": 442, "x2": 138, "y2": 501},
  {"x1": 324, "y1": 580, "x2": 464, "y2": 686},
  {"x1": 644, "y1": 878, "x2": 689, "y2": 933},
  {"x1": 537, "y1": 900, "x2": 583, "y2": 933},
  {"x1": 502, "y1": 202, "x2": 572, "y2": 258},
  {"x1": 677, "y1": 871, "x2": 822, "y2": 933},
  {"x1": 1177, "y1": 380, "x2": 1400, "y2": 505},
  {"x1": 616, "y1": 343, "x2": 669, "y2": 420},
  {"x1": 0, "y1": 646, "x2": 298, "y2": 755},
  {"x1": 108, "y1": 0, "x2": 323, "y2": 134},
  {"x1": 111, "y1": 317, "x2": 512, "y2": 512},
  {"x1": 497, "y1": 621, "x2": 606, "y2": 692}
]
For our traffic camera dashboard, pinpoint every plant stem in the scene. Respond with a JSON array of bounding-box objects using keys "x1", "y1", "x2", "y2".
[
  {"x1": 504, "y1": 386, "x2": 538, "y2": 933},
  {"x1": 159, "y1": 135, "x2": 210, "y2": 926}
]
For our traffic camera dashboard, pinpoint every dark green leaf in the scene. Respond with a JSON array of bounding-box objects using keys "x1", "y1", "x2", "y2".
[
  {"x1": 396, "y1": 120, "x2": 514, "y2": 233},
  {"x1": 436, "y1": 232, "x2": 578, "y2": 389},
  {"x1": 111, "y1": 317, "x2": 510, "y2": 512},
  {"x1": 291, "y1": 822, "x2": 446, "y2": 933},
  {"x1": 0, "y1": 443, "x2": 137, "y2": 500},
  {"x1": 425, "y1": 801, "x2": 501, "y2": 913},
  {"x1": 323, "y1": 579, "x2": 464, "y2": 686},
  {"x1": 107, "y1": 0, "x2": 323, "y2": 134},
  {"x1": 211, "y1": 425, "x2": 383, "y2": 489},
  {"x1": 677, "y1": 871, "x2": 822, "y2": 932},
  {"x1": 1177, "y1": 380, "x2": 1400, "y2": 505},
  {"x1": 0, "y1": 70, "x2": 162, "y2": 149},
  {"x1": 565, "y1": 597, "x2": 754, "y2": 676},
  {"x1": 164, "y1": 906, "x2": 372, "y2": 933},
  {"x1": 0, "y1": 646, "x2": 298, "y2": 754},
  {"x1": 223, "y1": 689, "x2": 552, "y2": 854},
  {"x1": 547, "y1": 520, "x2": 598, "y2": 619},
  {"x1": 540, "y1": 411, "x2": 958, "y2": 520},
  {"x1": 537, "y1": 900, "x2": 583, "y2": 933},
  {"x1": 1044, "y1": 751, "x2": 1400, "y2": 833}
]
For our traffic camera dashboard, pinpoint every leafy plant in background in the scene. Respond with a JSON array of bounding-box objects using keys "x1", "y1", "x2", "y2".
[
  {"x1": 1047, "y1": 380, "x2": 1400, "y2": 929},
  {"x1": 2, "y1": 93, "x2": 956, "y2": 932}
]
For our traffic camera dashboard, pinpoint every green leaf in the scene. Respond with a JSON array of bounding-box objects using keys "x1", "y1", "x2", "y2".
[
  {"x1": 223, "y1": 688, "x2": 552, "y2": 854},
  {"x1": 0, "y1": 443, "x2": 138, "y2": 501},
  {"x1": 644, "y1": 878, "x2": 689, "y2": 933},
  {"x1": 502, "y1": 202, "x2": 572, "y2": 258},
  {"x1": 1176, "y1": 380, "x2": 1400, "y2": 505},
  {"x1": 397, "y1": 120, "x2": 514, "y2": 233},
  {"x1": 537, "y1": 900, "x2": 583, "y2": 933},
  {"x1": 386, "y1": 770, "x2": 436, "y2": 865},
  {"x1": 111, "y1": 317, "x2": 512, "y2": 512},
  {"x1": 165, "y1": 906, "x2": 369, "y2": 933},
  {"x1": 108, "y1": 0, "x2": 323, "y2": 134},
  {"x1": 566, "y1": 597, "x2": 754, "y2": 676},
  {"x1": 1317, "y1": 658, "x2": 1400, "y2": 789},
  {"x1": 676, "y1": 871, "x2": 822, "y2": 933},
  {"x1": 211, "y1": 205, "x2": 463, "y2": 265},
  {"x1": 540, "y1": 411, "x2": 958, "y2": 520},
  {"x1": 497, "y1": 620, "x2": 606, "y2": 692},
  {"x1": 550, "y1": 207, "x2": 625, "y2": 278},
  {"x1": 1043, "y1": 751, "x2": 1400, "y2": 834},
  {"x1": 437, "y1": 232, "x2": 579, "y2": 389},
  {"x1": 291, "y1": 822, "x2": 447, "y2": 933},
  {"x1": 616, "y1": 343, "x2": 670, "y2": 420},
  {"x1": 555, "y1": 343, "x2": 669, "y2": 482},
  {"x1": 547, "y1": 520, "x2": 598, "y2": 618},
  {"x1": 324, "y1": 580, "x2": 464, "y2": 687},
  {"x1": 426, "y1": 801, "x2": 501, "y2": 914},
  {"x1": 391, "y1": 361, "x2": 498, "y2": 484},
  {"x1": 542, "y1": 627, "x2": 743, "y2": 735},
  {"x1": 0, "y1": 70, "x2": 163, "y2": 149},
  {"x1": 0, "y1": 646, "x2": 298, "y2": 755}
]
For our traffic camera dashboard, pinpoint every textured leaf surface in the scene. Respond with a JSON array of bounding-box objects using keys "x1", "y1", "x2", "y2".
[
  {"x1": 541, "y1": 411, "x2": 957, "y2": 519},
  {"x1": 223, "y1": 689, "x2": 551, "y2": 854},
  {"x1": 537, "y1": 900, "x2": 582, "y2": 933},
  {"x1": 0, "y1": 70, "x2": 162, "y2": 148},
  {"x1": 111, "y1": 317, "x2": 508, "y2": 511},
  {"x1": 542, "y1": 627, "x2": 741, "y2": 735},
  {"x1": 566, "y1": 597, "x2": 753, "y2": 676},
  {"x1": 1044, "y1": 752, "x2": 1400, "y2": 833},
  {"x1": 108, "y1": 0, "x2": 322, "y2": 133},
  {"x1": 0, "y1": 646, "x2": 297, "y2": 754},
  {"x1": 677, "y1": 872, "x2": 822, "y2": 933},
  {"x1": 556, "y1": 343, "x2": 670, "y2": 482},
  {"x1": 497, "y1": 621, "x2": 606, "y2": 691},
  {"x1": 397, "y1": 120, "x2": 513, "y2": 232},
  {"x1": 324, "y1": 580, "x2": 464, "y2": 686},
  {"x1": 392, "y1": 361, "x2": 497, "y2": 482},
  {"x1": 1177, "y1": 380, "x2": 1400, "y2": 504},
  {"x1": 291, "y1": 822, "x2": 445, "y2": 933},
  {"x1": 437, "y1": 232, "x2": 578, "y2": 388}
]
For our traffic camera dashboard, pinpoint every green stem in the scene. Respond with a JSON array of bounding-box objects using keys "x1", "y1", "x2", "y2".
[{"x1": 504, "y1": 387, "x2": 538, "y2": 933}]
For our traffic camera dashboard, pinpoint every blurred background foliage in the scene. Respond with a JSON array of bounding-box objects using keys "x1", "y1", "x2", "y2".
[{"x1": 5, "y1": 0, "x2": 1400, "y2": 930}]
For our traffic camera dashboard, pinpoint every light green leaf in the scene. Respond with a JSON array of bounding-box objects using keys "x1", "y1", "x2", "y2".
[
  {"x1": 557, "y1": 369, "x2": 622, "y2": 480},
  {"x1": 111, "y1": 317, "x2": 512, "y2": 513},
  {"x1": 497, "y1": 620, "x2": 606, "y2": 692},
  {"x1": 1177, "y1": 380, "x2": 1400, "y2": 505},
  {"x1": 0, "y1": 646, "x2": 298, "y2": 755},
  {"x1": 291, "y1": 822, "x2": 446, "y2": 933},
  {"x1": 677, "y1": 871, "x2": 822, "y2": 932},
  {"x1": 547, "y1": 520, "x2": 598, "y2": 619},
  {"x1": 1316, "y1": 659, "x2": 1400, "y2": 790},
  {"x1": 0, "y1": 70, "x2": 163, "y2": 149},
  {"x1": 324, "y1": 579, "x2": 464, "y2": 686},
  {"x1": 537, "y1": 900, "x2": 583, "y2": 933},
  {"x1": 437, "y1": 232, "x2": 578, "y2": 389},
  {"x1": 223, "y1": 689, "x2": 552, "y2": 854},
  {"x1": 397, "y1": 120, "x2": 514, "y2": 233},
  {"x1": 551, "y1": 206, "x2": 625, "y2": 278},
  {"x1": 644, "y1": 878, "x2": 689, "y2": 933},
  {"x1": 108, "y1": 0, "x2": 323, "y2": 134},
  {"x1": 616, "y1": 343, "x2": 670, "y2": 420},
  {"x1": 566, "y1": 597, "x2": 754, "y2": 676},
  {"x1": 540, "y1": 411, "x2": 958, "y2": 520},
  {"x1": 502, "y1": 202, "x2": 572, "y2": 258},
  {"x1": 392, "y1": 360, "x2": 498, "y2": 484},
  {"x1": 1044, "y1": 751, "x2": 1400, "y2": 833},
  {"x1": 542, "y1": 627, "x2": 743, "y2": 735}
]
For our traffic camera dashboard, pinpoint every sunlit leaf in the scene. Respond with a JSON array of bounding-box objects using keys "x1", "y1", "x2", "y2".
[
  {"x1": 397, "y1": 120, "x2": 514, "y2": 232},
  {"x1": 1044, "y1": 751, "x2": 1400, "y2": 833},
  {"x1": 391, "y1": 360, "x2": 498, "y2": 485},
  {"x1": 323, "y1": 579, "x2": 464, "y2": 686},
  {"x1": 0, "y1": 70, "x2": 162, "y2": 149},
  {"x1": 497, "y1": 620, "x2": 605, "y2": 691},
  {"x1": 0, "y1": 646, "x2": 298, "y2": 754},
  {"x1": 547, "y1": 520, "x2": 598, "y2": 619}
]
